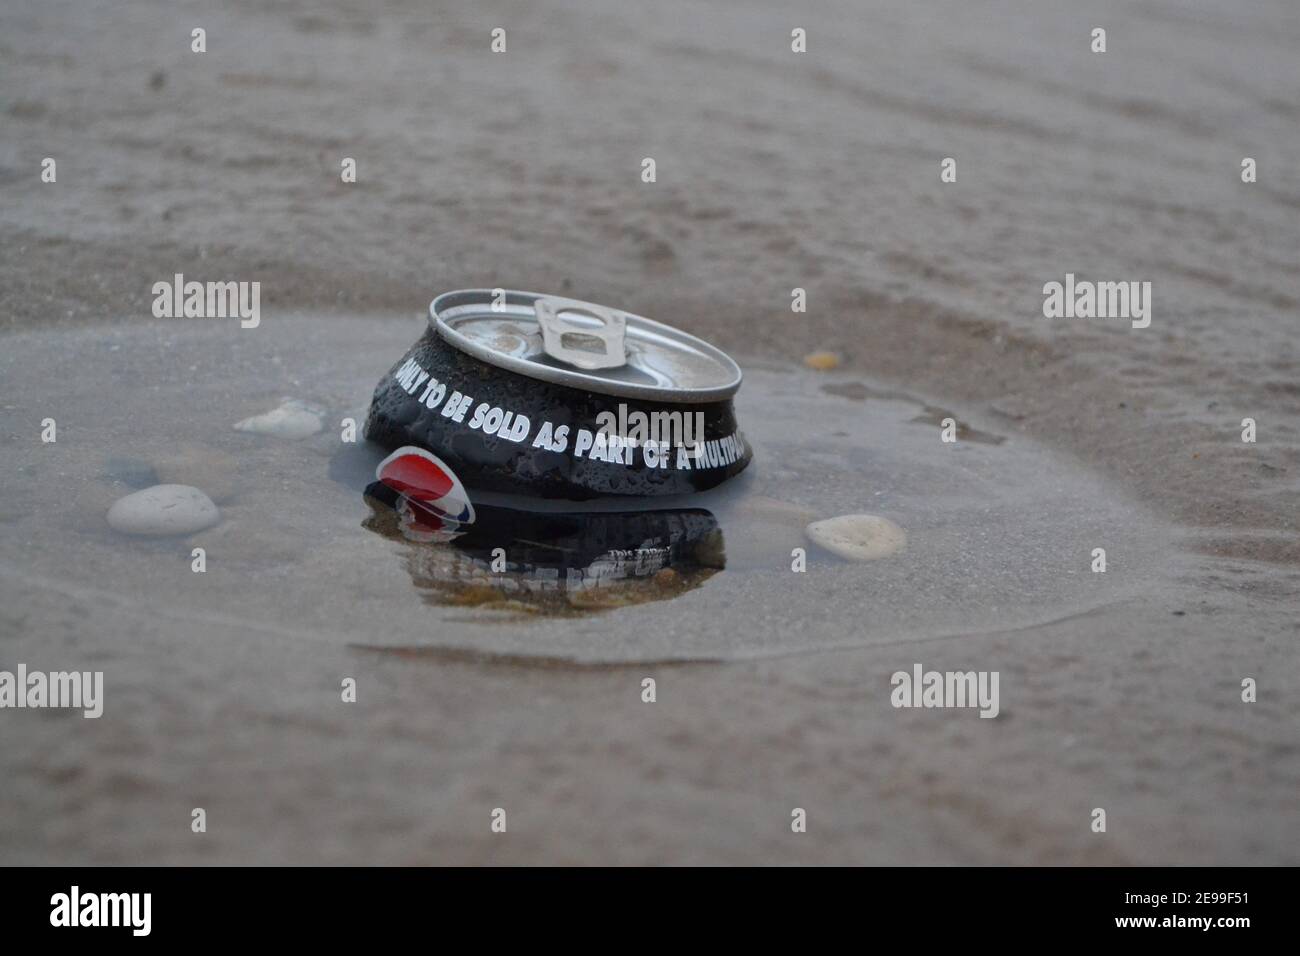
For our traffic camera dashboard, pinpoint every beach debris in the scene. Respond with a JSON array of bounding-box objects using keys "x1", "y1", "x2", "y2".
[
  {"x1": 234, "y1": 399, "x2": 323, "y2": 440},
  {"x1": 803, "y1": 351, "x2": 841, "y2": 371},
  {"x1": 106, "y1": 484, "x2": 220, "y2": 536},
  {"x1": 367, "y1": 289, "x2": 750, "y2": 498},
  {"x1": 805, "y1": 513, "x2": 906, "y2": 561}
]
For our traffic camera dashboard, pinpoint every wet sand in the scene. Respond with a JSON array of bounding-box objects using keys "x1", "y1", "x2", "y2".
[{"x1": 1, "y1": 0, "x2": 1298, "y2": 864}]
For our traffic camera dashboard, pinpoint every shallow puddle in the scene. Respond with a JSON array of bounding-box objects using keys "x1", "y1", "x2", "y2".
[{"x1": 0, "y1": 314, "x2": 1175, "y2": 662}]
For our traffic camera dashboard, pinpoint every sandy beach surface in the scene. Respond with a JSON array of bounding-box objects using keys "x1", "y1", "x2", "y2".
[{"x1": 1, "y1": 0, "x2": 1297, "y2": 864}]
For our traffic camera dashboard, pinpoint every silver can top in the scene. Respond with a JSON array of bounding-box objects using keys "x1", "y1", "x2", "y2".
[{"x1": 430, "y1": 289, "x2": 742, "y2": 404}]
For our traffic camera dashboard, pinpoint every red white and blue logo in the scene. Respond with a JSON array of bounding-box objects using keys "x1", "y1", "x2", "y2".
[{"x1": 375, "y1": 446, "x2": 476, "y2": 526}]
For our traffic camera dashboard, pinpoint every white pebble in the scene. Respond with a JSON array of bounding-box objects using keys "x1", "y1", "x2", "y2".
[
  {"x1": 805, "y1": 513, "x2": 906, "y2": 561},
  {"x1": 234, "y1": 399, "x2": 323, "y2": 440},
  {"x1": 107, "y1": 484, "x2": 221, "y2": 536}
]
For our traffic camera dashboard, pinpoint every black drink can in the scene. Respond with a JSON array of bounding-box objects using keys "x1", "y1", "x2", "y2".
[{"x1": 365, "y1": 290, "x2": 751, "y2": 499}]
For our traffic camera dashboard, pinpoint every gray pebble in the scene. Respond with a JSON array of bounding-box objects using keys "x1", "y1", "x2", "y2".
[{"x1": 106, "y1": 484, "x2": 221, "y2": 536}]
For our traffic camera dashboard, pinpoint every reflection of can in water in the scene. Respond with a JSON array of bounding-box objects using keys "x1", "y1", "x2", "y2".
[
  {"x1": 362, "y1": 479, "x2": 725, "y2": 596},
  {"x1": 365, "y1": 289, "x2": 751, "y2": 499}
]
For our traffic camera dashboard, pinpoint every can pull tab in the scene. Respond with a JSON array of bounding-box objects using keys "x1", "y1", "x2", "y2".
[{"x1": 534, "y1": 296, "x2": 627, "y2": 371}]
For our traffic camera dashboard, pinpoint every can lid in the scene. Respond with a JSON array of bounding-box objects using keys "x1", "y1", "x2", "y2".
[{"x1": 430, "y1": 290, "x2": 742, "y2": 403}]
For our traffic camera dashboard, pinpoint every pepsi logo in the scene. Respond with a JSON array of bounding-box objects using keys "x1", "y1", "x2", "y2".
[{"x1": 375, "y1": 446, "x2": 476, "y2": 524}]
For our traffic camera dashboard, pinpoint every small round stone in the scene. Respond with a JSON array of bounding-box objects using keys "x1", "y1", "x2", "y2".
[
  {"x1": 234, "y1": 399, "x2": 323, "y2": 440},
  {"x1": 805, "y1": 513, "x2": 906, "y2": 561},
  {"x1": 803, "y1": 351, "x2": 841, "y2": 371},
  {"x1": 106, "y1": 484, "x2": 221, "y2": 536}
]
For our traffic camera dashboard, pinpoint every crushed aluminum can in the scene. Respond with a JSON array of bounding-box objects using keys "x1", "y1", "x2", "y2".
[{"x1": 364, "y1": 289, "x2": 751, "y2": 499}]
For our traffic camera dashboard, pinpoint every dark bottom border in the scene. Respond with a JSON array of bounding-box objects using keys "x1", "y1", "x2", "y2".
[{"x1": 0, "y1": 866, "x2": 1281, "y2": 941}]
